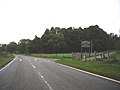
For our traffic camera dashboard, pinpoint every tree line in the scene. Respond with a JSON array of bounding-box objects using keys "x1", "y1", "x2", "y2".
[{"x1": 1, "y1": 25, "x2": 120, "y2": 54}]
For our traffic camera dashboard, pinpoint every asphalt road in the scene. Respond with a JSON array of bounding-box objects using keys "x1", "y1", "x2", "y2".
[{"x1": 0, "y1": 55, "x2": 120, "y2": 90}]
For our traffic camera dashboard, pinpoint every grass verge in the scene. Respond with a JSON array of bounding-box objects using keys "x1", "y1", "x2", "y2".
[
  {"x1": 0, "y1": 54, "x2": 15, "y2": 69},
  {"x1": 31, "y1": 52, "x2": 120, "y2": 81},
  {"x1": 56, "y1": 59, "x2": 120, "y2": 81},
  {"x1": 31, "y1": 53, "x2": 72, "y2": 59}
]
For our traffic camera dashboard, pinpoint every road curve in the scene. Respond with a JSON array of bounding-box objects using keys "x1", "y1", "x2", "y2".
[{"x1": 0, "y1": 55, "x2": 120, "y2": 90}]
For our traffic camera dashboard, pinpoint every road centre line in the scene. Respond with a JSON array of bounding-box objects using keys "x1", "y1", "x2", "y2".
[
  {"x1": 41, "y1": 75, "x2": 44, "y2": 79},
  {"x1": 27, "y1": 59, "x2": 36, "y2": 69},
  {"x1": 38, "y1": 72, "x2": 54, "y2": 90},
  {"x1": 32, "y1": 64, "x2": 36, "y2": 69},
  {"x1": 57, "y1": 63, "x2": 120, "y2": 84},
  {"x1": 20, "y1": 59, "x2": 22, "y2": 62},
  {"x1": 34, "y1": 59, "x2": 37, "y2": 61}
]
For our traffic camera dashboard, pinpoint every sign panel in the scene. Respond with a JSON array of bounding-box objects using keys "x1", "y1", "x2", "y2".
[
  {"x1": 0, "y1": 43, "x2": 2, "y2": 47},
  {"x1": 82, "y1": 41, "x2": 90, "y2": 47}
]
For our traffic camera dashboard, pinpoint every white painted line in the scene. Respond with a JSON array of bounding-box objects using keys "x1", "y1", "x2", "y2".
[
  {"x1": 20, "y1": 59, "x2": 22, "y2": 62},
  {"x1": 27, "y1": 60, "x2": 36, "y2": 69},
  {"x1": 0, "y1": 56, "x2": 17, "y2": 72},
  {"x1": 45, "y1": 81, "x2": 47, "y2": 84},
  {"x1": 46, "y1": 82, "x2": 54, "y2": 90},
  {"x1": 57, "y1": 63, "x2": 120, "y2": 84},
  {"x1": 38, "y1": 72, "x2": 41, "y2": 75},
  {"x1": 38, "y1": 72, "x2": 44, "y2": 79},
  {"x1": 34, "y1": 59, "x2": 37, "y2": 61},
  {"x1": 41, "y1": 75, "x2": 44, "y2": 79},
  {"x1": 32, "y1": 65, "x2": 36, "y2": 69},
  {"x1": 38, "y1": 72, "x2": 54, "y2": 90}
]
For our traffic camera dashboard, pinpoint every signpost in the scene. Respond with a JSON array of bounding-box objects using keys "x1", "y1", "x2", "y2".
[
  {"x1": 82, "y1": 41, "x2": 90, "y2": 47},
  {"x1": 0, "y1": 43, "x2": 2, "y2": 47},
  {"x1": 81, "y1": 40, "x2": 92, "y2": 59}
]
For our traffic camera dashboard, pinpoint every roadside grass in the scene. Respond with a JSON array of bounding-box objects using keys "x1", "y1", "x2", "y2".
[
  {"x1": 30, "y1": 51, "x2": 120, "y2": 80},
  {"x1": 31, "y1": 52, "x2": 102, "y2": 59},
  {"x1": 56, "y1": 59, "x2": 120, "y2": 80},
  {"x1": 0, "y1": 54, "x2": 15, "y2": 69},
  {"x1": 31, "y1": 53, "x2": 72, "y2": 59}
]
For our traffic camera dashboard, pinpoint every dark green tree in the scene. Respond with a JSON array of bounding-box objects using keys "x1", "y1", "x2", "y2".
[
  {"x1": 29, "y1": 35, "x2": 41, "y2": 53},
  {"x1": 17, "y1": 39, "x2": 31, "y2": 53},
  {"x1": 21, "y1": 25, "x2": 117, "y2": 54},
  {"x1": 115, "y1": 37, "x2": 120, "y2": 50},
  {"x1": 5, "y1": 42, "x2": 17, "y2": 53}
]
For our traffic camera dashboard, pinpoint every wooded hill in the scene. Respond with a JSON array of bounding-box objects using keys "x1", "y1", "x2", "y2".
[
  {"x1": 26, "y1": 25, "x2": 119, "y2": 53},
  {"x1": 1, "y1": 25, "x2": 120, "y2": 54}
]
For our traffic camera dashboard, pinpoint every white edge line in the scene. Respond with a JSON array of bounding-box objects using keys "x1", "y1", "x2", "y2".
[
  {"x1": 56, "y1": 63, "x2": 120, "y2": 84},
  {"x1": 0, "y1": 55, "x2": 17, "y2": 72}
]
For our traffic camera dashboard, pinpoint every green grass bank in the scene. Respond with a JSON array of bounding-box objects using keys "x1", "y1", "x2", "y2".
[
  {"x1": 0, "y1": 54, "x2": 15, "y2": 69},
  {"x1": 31, "y1": 52, "x2": 120, "y2": 81}
]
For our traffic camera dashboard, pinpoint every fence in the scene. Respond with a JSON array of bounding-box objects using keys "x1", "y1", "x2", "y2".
[{"x1": 72, "y1": 51, "x2": 112, "y2": 61}]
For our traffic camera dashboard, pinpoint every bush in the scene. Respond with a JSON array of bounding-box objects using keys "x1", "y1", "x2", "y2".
[{"x1": 109, "y1": 56, "x2": 119, "y2": 63}]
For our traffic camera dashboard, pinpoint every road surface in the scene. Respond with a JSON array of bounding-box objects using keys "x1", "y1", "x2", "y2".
[{"x1": 0, "y1": 55, "x2": 120, "y2": 90}]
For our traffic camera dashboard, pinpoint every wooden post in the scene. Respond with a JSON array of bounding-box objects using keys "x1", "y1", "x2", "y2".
[
  {"x1": 107, "y1": 50, "x2": 110, "y2": 60},
  {"x1": 101, "y1": 54, "x2": 102, "y2": 59},
  {"x1": 94, "y1": 51, "x2": 96, "y2": 61},
  {"x1": 84, "y1": 51, "x2": 87, "y2": 61},
  {"x1": 103, "y1": 52, "x2": 105, "y2": 59},
  {"x1": 81, "y1": 40, "x2": 82, "y2": 59},
  {"x1": 91, "y1": 40, "x2": 92, "y2": 57}
]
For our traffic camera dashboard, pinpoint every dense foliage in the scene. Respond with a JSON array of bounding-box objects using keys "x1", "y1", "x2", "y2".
[
  {"x1": 5, "y1": 42, "x2": 17, "y2": 54},
  {"x1": 26, "y1": 25, "x2": 119, "y2": 53},
  {"x1": 1, "y1": 25, "x2": 120, "y2": 54}
]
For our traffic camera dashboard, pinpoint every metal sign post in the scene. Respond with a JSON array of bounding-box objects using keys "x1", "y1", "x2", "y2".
[
  {"x1": 81, "y1": 41, "x2": 92, "y2": 59},
  {"x1": 82, "y1": 41, "x2": 90, "y2": 48}
]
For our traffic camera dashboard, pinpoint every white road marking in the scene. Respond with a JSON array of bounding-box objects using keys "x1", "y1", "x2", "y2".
[
  {"x1": 57, "y1": 63, "x2": 120, "y2": 84},
  {"x1": 46, "y1": 82, "x2": 54, "y2": 90},
  {"x1": 27, "y1": 59, "x2": 36, "y2": 69},
  {"x1": 34, "y1": 59, "x2": 37, "y2": 61},
  {"x1": 0, "y1": 56, "x2": 17, "y2": 72},
  {"x1": 45, "y1": 81, "x2": 47, "y2": 84},
  {"x1": 41, "y1": 75, "x2": 44, "y2": 79},
  {"x1": 20, "y1": 59, "x2": 22, "y2": 62},
  {"x1": 32, "y1": 65, "x2": 36, "y2": 69},
  {"x1": 38, "y1": 72, "x2": 42, "y2": 76},
  {"x1": 38, "y1": 72, "x2": 54, "y2": 90}
]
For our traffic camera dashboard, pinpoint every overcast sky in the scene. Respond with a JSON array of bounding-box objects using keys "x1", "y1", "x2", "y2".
[{"x1": 0, "y1": 0, "x2": 120, "y2": 44}]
